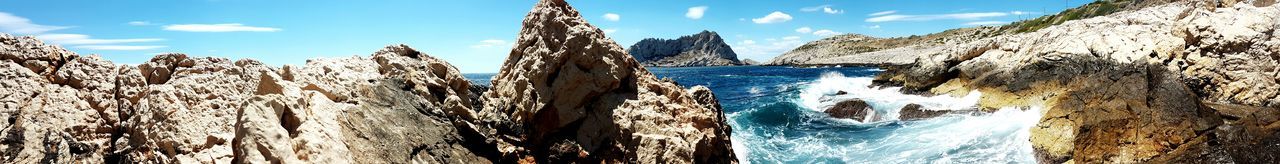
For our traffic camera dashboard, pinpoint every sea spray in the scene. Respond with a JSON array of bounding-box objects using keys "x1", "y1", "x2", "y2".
[
  {"x1": 723, "y1": 70, "x2": 1040, "y2": 163},
  {"x1": 795, "y1": 72, "x2": 983, "y2": 122}
]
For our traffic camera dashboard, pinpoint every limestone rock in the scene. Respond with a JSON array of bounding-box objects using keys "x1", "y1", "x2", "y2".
[
  {"x1": 478, "y1": 0, "x2": 736, "y2": 163},
  {"x1": 874, "y1": 1, "x2": 1280, "y2": 163},
  {"x1": 0, "y1": 0, "x2": 738, "y2": 163},
  {"x1": 627, "y1": 30, "x2": 743, "y2": 67}
]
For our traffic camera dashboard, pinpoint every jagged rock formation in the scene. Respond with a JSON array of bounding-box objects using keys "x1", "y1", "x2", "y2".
[
  {"x1": 627, "y1": 31, "x2": 744, "y2": 67},
  {"x1": 875, "y1": 1, "x2": 1280, "y2": 163},
  {"x1": 0, "y1": 0, "x2": 737, "y2": 163},
  {"x1": 477, "y1": 0, "x2": 736, "y2": 162}
]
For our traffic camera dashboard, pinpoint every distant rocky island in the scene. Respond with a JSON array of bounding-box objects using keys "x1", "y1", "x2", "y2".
[
  {"x1": 0, "y1": 0, "x2": 735, "y2": 163},
  {"x1": 627, "y1": 30, "x2": 745, "y2": 67}
]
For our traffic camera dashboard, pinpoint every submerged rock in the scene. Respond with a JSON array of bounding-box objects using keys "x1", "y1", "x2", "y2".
[
  {"x1": 825, "y1": 99, "x2": 876, "y2": 122},
  {"x1": 627, "y1": 30, "x2": 744, "y2": 67},
  {"x1": 897, "y1": 104, "x2": 949, "y2": 120}
]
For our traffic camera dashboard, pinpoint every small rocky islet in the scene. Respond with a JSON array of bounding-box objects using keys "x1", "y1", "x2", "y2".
[{"x1": 2, "y1": 0, "x2": 1280, "y2": 163}]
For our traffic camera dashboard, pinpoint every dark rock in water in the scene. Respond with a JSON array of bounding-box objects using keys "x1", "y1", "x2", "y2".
[
  {"x1": 897, "y1": 104, "x2": 950, "y2": 120},
  {"x1": 825, "y1": 99, "x2": 875, "y2": 121},
  {"x1": 627, "y1": 30, "x2": 743, "y2": 67},
  {"x1": 835, "y1": 91, "x2": 848, "y2": 95}
]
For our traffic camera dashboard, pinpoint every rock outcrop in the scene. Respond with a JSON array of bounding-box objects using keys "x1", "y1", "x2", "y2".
[
  {"x1": 0, "y1": 0, "x2": 737, "y2": 163},
  {"x1": 476, "y1": 0, "x2": 736, "y2": 163},
  {"x1": 627, "y1": 30, "x2": 744, "y2": 67},
  {"x1": 823, "y1": 99, "x2": 876, "y2": 121},
  {"x1": 874, "y1": 1, "x2": 1280, "y2": 163}
]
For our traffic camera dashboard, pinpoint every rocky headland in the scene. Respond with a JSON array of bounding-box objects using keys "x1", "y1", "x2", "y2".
[
  {"x1": 871, "y1": 0, "x2": 1280, "y2": 163},
  {"x1": 0, "y1": 0, "x2": 736, "y2": 163},
  {"x1": 627, "y1": 31, "x2": 745, "y2": 67},
  {"x1": 767, "y1": 0, "x2": 1187, "y2": 66}
]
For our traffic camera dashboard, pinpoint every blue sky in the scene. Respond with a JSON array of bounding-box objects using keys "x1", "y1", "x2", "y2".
[{"x1": 0, "y1": 0, "x2": 1086, "y2": 73}]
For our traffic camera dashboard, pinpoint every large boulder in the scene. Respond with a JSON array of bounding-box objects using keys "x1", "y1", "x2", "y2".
[
  {"x1": 824, "y1": 99, "x2": 877, "y2": 122},
  {"x1": 477, "y1": 0, "x2": 736, "y2": 163}
]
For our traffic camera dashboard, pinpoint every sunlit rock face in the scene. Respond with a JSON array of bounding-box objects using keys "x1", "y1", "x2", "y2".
[
  {"x1": 874, "y1": 1, "x2": 1280, "y2": 163},
  {"x1": 477, "y1": 0, "x2": 736, "y2": 163},
  {"x1": 0, "y1": 0, "x2": 738, "y2": 163}
]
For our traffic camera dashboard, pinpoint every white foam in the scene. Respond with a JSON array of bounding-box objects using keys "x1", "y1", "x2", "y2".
[{"x1": 795, "y1": 72, "x2": 982, "y2": 122}]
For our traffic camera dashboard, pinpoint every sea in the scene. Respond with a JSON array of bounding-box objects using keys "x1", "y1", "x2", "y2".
[{"x1": 463, "y1": 66, "x2": 1040, "y2": 163}]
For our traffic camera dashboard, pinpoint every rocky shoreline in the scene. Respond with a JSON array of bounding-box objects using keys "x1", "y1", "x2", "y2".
[
  {"x1": 0, "y1": 0, "x2": 736, "y2": 163},
  {"x1": 870, "y1": 1, "x2": 1280, "y2": 163}
]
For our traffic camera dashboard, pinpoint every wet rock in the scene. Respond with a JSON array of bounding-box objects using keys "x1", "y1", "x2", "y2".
[
  {"x1": 824, "y1": 99, "x2": 876, "y2": 121},
  {"x1": 897, "y1": 104, "x2": 952, "y2": 120}
]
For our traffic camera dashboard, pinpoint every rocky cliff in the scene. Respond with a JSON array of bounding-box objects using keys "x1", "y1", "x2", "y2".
[
  {"x1": 627, "y1": 31, "x2": 744, "y2": 67},
  {"x1": 0, "y1": 0, "x2": 736, "y2": 163},
  {"x1": 875, "y1": 1, "x2": 1279, "y2": 163}
]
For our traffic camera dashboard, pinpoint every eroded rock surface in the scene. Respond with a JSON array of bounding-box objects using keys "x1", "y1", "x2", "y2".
[
  {"x1": 477, "y1": 0, "x2": 736, "y2": 163},
  {"x1": 874, "y1": 1, "x2": 1280, "y2": 163},
  {"x1": 0, "y1": 0, "x2": 737, "y2": 163}
]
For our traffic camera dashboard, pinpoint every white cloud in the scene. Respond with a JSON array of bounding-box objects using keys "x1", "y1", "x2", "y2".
[
  {"x1": 964, "y1": 21, "x2": 1008, "y2": 26},
  {"x1": 866, "y1": 12, "x2": 1009, "y2": 22},
  {"x1": 795, "y1": 27, "x2": 812, "y2": 33},
  {"x1": 1010, "y1": 11, "x2": 1037, "y2": 15},
  {"x1": 470, "y1": 39, "x2": 511, "y2": 49},
  {"x1": 603, "y1": 28, "x2": 618, "y2": 34},
  {"x1": 823, "y1": 7, "x2": 844, "y2": 14},
  {"x1": 686, "y1": 6, "x2": 708, "y2": 19},
  {"x1": 127, "y1": 21, "x2": 153, "y2": 26},
  {"x1": 752, "y1": 12, "x2": 792, "y2": 24},
  {"x1": 75, "y1": 45, "x2": 166, "y2": 50},
  {"x1": 867, "y1": 25, "x2": 882, "y2": 29},
  {"x1": 801, "y1": 5, "x2": 843, "y2": 14},
  {"x1": 0, "y1": 12, "x2": 71, "y2": 34},
  {"x1": 0, "y1": 12, "x2": 165, "y2": 51},
  {"x1": 869, "y1": 10, "x2": 897, "y2": 16},
  {"x1": 36, "y1": 34, "x2": 164, "y2": 45},
  {"x1": 733, "y1": 36, "x2": 806, "y2": 60},
  {"x1": 163, "y1": 23, "x2": 281, "y2": 32},
  {"x1": 602, "y1": 13, "x2": 620, "y2": 22},
  {"x1": 812, "y1": 30, "x2": 841, "y2": 37}
]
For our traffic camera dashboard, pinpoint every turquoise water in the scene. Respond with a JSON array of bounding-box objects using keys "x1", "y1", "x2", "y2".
[{"x1": 464, "y1": 66, "x2": 1040, "y2": 163}]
